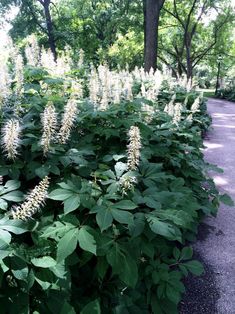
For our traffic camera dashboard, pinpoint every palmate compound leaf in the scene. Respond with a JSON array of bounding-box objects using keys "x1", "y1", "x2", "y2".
[
  {"x1": 57, "y1": 226, "x2": 96, "y2": 262},
  {"x1": 95, "y1": 200, "x2": 136, "y2": 232},
  {"x1": 49, "y1": 187, "x2": 81, "y2": 214}
]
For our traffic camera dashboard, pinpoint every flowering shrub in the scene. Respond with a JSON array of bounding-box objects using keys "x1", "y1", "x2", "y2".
[{"x1": 0, "y1": 43, "x2": 232, "y2": 313}]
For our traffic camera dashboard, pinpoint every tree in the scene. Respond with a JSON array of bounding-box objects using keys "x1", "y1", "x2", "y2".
[
  {"x1": 37, "y1": 0, "x2": 57, "y2": 60},
  {"x1": 0, "y1": 0, "x2": 57, "y2": 60},
  {"x1": 143, "y1": 0, "x2": 165, "y2": 72},
  {"x1": 160, "y1": 0, "x2": 234, "y2": 81}
]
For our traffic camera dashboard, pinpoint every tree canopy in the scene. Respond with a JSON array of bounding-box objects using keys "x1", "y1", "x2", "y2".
[{"x1": 0, "y1": 0, "x2": 234, "y2": 81}]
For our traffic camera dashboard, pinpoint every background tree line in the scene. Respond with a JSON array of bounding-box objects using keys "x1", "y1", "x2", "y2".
[{"x1": 0, "y1": 0, "x2": 234, "y2": 83}]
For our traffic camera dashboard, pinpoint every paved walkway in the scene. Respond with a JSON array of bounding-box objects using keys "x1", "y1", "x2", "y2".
[{"x1": 181, "y1": 98, "x2": 235, "y2": 314}]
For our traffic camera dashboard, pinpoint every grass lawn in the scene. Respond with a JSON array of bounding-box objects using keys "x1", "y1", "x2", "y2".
[{"x1": 196, "y1": 88, "x2": 216, "y2": 98}]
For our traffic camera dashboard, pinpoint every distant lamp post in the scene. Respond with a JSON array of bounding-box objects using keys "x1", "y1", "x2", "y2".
[{"x1": 215, "y1": 55, "x2": 222, "y2": 95}]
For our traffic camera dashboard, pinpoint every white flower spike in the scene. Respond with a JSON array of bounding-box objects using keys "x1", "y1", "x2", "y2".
[
  {"x1": 2, "y1": 119, "x2": 21, "y2": 160},
  {"x1": 127, "y1": 126, "x2": 141, "y2": 170},
  {"x1": 41, "y1": 101, "x2": 58, "y2": 155},
  {"x1": 11, "y1": 176, "x2": 49, "y2": 221}
]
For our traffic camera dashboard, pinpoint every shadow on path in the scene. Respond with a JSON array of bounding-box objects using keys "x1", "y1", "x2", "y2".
[{"x1": 180, "y1": 224, "x2": 220, "y2": 314}]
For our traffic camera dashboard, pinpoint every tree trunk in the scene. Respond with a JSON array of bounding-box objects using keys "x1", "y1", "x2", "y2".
[
  {"x1": 42, "y1": 0, "x2": 57, "y2": 61},
  {"x1": 144, "y1": 0, "x2": 165, "y2": 72},
  {"x1": 185, "y1": 34, "x2": 193, "y2": 82},
  {"x1": 143, "y1": 0, "x2": 146, "y2": 63}
]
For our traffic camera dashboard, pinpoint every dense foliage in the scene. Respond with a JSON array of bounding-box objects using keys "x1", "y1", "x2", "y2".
[
  {"x1": 217, "y1": 85, "x2": 235, "y2": 101},
  {"x1": 0, "y1": 52, "x2": 232, "y2": 313}
]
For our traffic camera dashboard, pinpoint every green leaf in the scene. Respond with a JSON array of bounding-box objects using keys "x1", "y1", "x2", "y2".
[
  {"x1": 11, "y1": 257, "x2": 28, "y2": 281},
  {"x1": 166, "y1": 284, "x2": 181, "y2": 304},
  {"x1": 107, "y1": 245, "x2": 123, "y2": 275},
  {"x1": 0, "y1": 229, "x2": 11, "y2": 247},
  {"x1": 180, "y1": 247, "x2": 193, "y2": 260},
  {"x1": 151, "y1": 296, "x2": 163, "y2": 314},
  {"x1": 219, "y1": 194, "x2": 234, "y2": 206},
  {"x1": 57, "y1": 228, "x2": 78, "y2": 262},
  {"x1": 78, "y1": 227, "x2": 97, "y2": 255},
  {"x1": 0, "y1": 199, "x2": 8, "y2": 210},
  {"x1": 0, "y1": 249, "x2": 11, "y2": 259},
  {"x1": 114, "y1": 162, "x2": 127, "y2": 178},
  {"x1": 173, "y1": 247, "x2": 180, "y2": 260},
  {"x1": 31, "y1": 256, "x2": 57, "y2": 268},
  {"x1": 60, "y1": 302, "x2": 76, "y2": 314},
  {"x1": 0, "y1": 218, "x2": 35, "y2": 234},
  {"x1": 113, "y1": 200, "x2": 137, "y2": 210},
  {"x1": 147, "y1": 215, "x2": 180, "y2": 240},
  {"x1": 179, "y1": 264, "x2": 188, "y2": 276},
  {"x1": 48, "y1": 189, "x2": 74, "y2": 201},
  {"x1": 96, "y1": 257, "x2": 109, "y2": 280},
  {"x1": 96, "y1": 207, "x2": 113, "y2": 232},
  {"x1": 120, "y1": 254, "x2": 138, "y2": 288},
  {"x1": 81, "y1": 299, "x2": 101, "y2": 314},
  {"x1": 152, "y1": 270, "x2": 160, "y2": 284},
  {"x1": 111, "y1": 209, "x2": 133, "y2": 224},
  {"x1": 184, "y1": 260, "x2": 204, "y2": 275},
  {"x1": 3, "y1": 180, "x2": 20, "y2": 193},
  {"x1": 2, "y1": 191, "x2": 24, "y2": 202},
  {"x1": 64, "y1": 195, "x2": 80, "y2": 214}
]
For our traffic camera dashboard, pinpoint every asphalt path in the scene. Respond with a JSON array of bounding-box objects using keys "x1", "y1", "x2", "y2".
[{"x1": 180, "y1": 98, "x2": 235, "y2": 314}]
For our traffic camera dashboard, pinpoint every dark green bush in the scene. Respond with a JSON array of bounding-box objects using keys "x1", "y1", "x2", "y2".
[{"x1": 217, "y1": 86, "x2": 235, "y2": 102}]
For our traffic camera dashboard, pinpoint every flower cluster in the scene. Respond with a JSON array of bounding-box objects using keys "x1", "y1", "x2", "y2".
[
  {"x1": 14, "y1": 54, "x2": 24, "y2": 94},
  {"x1": 191, "y1": 96, "x2": 201, "y2": 113},
  {"x1": 2, "y1": 119, "x2": 21, "y2": 160},
  {"x1": 11, "y1": 176, "x2": 49, "y2": 220},
  {"x1": 127, "y1": 126, "x2": 141, "y2": 170},
  {"x1": 119, "y1": 174, "x2": 137, "y2": 195},
  {"x1": 25, "y1": 35, "x2": 40, "y2": 67},
  {"x1": 88, "y1": 64, "x2": 164, "y2": 110},
  {"x1": 40, "y1": 45, "x2": 72, "y2": 76},
  {"x1": 41, "y1": 101, "x2": 58, "y2": 155},
  {"x1": 142, "y1": 102, "x2": 155, "y2": 123},
  {"x1": 0, "y1": 55, "x2": 11, "y2": 101},
  {"x1": 173, "y1": 103, "x2": 183, "y2": 124},
  {"x1": 164, "y1": 94, "x2": 176, "y2": 117},
  {"x1": 58, "y1": 98, "x2": 78, "y2": 144}
]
